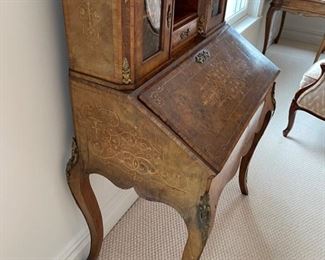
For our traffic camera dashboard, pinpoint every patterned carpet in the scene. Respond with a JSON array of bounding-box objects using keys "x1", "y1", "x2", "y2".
[{"x1": 99, "y1": 40, "x2": 325, "y2": 260}]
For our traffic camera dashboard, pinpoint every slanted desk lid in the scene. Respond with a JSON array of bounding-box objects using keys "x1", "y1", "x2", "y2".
[{"x1": 139, "y1": 27, "x2": 279, "y2": 173}]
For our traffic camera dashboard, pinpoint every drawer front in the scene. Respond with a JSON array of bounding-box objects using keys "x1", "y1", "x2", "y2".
[{"x1": 172, "y1": 18, "x2": 198, "y2": 48}]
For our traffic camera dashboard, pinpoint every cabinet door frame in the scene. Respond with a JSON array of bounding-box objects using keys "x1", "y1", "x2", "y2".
[
  {"x1": 199, "y1": 0, "x2": 227, "y2": 35},
  {"x1": 135, "y1": 0, "x2": 173, "y2": 80}
]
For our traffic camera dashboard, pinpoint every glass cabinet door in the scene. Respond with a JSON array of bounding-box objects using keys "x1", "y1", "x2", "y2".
[
  {"x1": 210, "y1": 0, "x2": 227, "y2": 29},
  {"x1": 135, "y1": 0, "x2": 173, "y2": 79},
  {"x1": 211, "y1": 0, "x2": 221, "y2": 17},
  {"x1": 199, "y1": 0, "x2": 227, "y2": 34},
  {"x1": 143, "y1": 0, "x2": 163, "y2": 60}
]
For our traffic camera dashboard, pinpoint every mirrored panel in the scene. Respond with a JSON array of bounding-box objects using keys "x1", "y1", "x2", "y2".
[
  {"x1": 143, "y1": 0, "x2": 163, "y2": 60},
  {"x1": 211, "y1": 0, "x2": 220, "y2": 17}
]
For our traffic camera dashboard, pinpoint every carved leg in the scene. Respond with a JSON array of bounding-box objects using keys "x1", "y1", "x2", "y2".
[
  {"x1": 239, "y1": 111, "x2": 273, "y2": 195},
  {"x1": 181, "y1": 193, "x2": 212, "y2": 260},
  {"x1": 239, "y1": 87, "x2": 276, "y2": 195},
  {"x1": 283, "y1": 100, "x2": 298, "y2": 137},
  {"x1": 314, "y1": 34, "x2": 325, "y2": 63},
  {"x1": 274, "y1": 11, "x2": 286, "y2": 44},
  {"x1": 66, "y1": 139, "x2": 103, "y2": 260},
  {"x1": 262, "y1": 6, "x2": 278, "y2": 54}
]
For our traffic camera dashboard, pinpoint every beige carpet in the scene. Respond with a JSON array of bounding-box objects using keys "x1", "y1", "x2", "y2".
[{"x1": 99, "y1": 40, "x2": 325, "y2": 260}]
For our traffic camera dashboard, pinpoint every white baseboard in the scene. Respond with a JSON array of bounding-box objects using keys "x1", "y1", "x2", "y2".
[
  {"x1": 282, "y1": 27, "x2": 323, "y2": 46},
  {"x1": 57, "y1": 189, "x2": 138, "y2": 260}
]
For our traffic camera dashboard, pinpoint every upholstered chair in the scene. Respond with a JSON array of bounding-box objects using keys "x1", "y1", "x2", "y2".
[{"x1": 283, "y1": 60, "x2": 325, "y2": 137}]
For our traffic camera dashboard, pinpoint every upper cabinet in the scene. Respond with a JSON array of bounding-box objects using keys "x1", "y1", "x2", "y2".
[
  {"x1": 62, "y1": 0, "x2": 227, "y2": 89},
  {"x1": 62, "y1": 0, "x2": 126, "y2": 85}
]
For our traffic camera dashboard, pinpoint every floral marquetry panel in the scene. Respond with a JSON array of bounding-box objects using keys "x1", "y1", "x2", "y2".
[
  {"x1": 70, "y1": 76, "x2": 215, "y2": 209},
  {"x1": 139, "y1": 26, "x2": 279, "y2": 173},
  {"x1": 62, "y1": 0, "x2": 124, "y2": 84}
]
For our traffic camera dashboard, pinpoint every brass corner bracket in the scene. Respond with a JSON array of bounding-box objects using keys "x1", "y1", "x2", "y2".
[
  {"x1": 122, "y1": 57, "x2": 132, "y2": 85},
  {"x1": 198, "y1": 16, "x2": 206, "y2": 36},
  {"x1": 197, "y1": 192, "x2": 211, "y2": 242},
  {"x1": 66, "y1": 137, "x2": 79, "y2": 178}
]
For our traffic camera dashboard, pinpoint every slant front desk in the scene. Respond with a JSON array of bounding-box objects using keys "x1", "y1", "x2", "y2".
[{"x1": 62, "y1": 1, "x2": 279, "y2": 259}]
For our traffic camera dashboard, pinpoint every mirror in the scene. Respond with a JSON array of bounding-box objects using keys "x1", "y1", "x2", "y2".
[
  {"x1": 212, "y1": 0, "x2": 220, "y2": 17},
  {"x1": 143, "y1": 0, "x2": 163, "y2": 60},
  {"x1": 145, "y1": 0, "x2": 162, "y2": 32}
]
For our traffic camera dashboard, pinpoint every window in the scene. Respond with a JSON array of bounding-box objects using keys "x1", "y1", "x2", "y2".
[{"x1": 225, "y1": 0, "x2": 249, "y2": 24}]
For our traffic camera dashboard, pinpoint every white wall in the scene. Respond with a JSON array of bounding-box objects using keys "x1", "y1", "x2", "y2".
[
  {"x1": 241, "y1": 1, "x2": 325, "y2": 51},
  {"x1": 0, "y1": 1, "x2": 137, "y2": 259},
  {"x1": 282, "y1": 13, "x2": 325, "y2": 46},
  {"x1": 243, "y1": 0, "x2": 285, "y2": 51}
]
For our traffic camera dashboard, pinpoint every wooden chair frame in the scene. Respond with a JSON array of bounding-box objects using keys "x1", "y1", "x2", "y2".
[{"x1": 283, "y1": 63, "x2": 325, "y2": 137}]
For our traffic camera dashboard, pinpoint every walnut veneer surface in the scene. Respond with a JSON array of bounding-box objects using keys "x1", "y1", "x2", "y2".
[
  {"x1": 62, "y1": 1, "x2": 279, "y2": 259},
  {"x1": 140, "y1": 27, "x2": 278, "y2": 172}
]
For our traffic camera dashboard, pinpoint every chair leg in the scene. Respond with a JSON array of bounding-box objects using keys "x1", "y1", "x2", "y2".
[
  {"x1": 262, "y1": 6, "x2": 277, "y2": 54},
  {"x1": 66, "y1": 139, "x2": 104, "y2": 260},
  {"x1": 283, "y1": 101, "x2": 299, "y2": 137},
  {"x1": 274, "y1": 11, "x2": 286, "y2": 44}
]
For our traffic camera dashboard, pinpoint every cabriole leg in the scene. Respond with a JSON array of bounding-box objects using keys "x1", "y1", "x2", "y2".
[
  {"x1": 66, "y1": 138, "x2": 103, "y2": 260},
  {"x1": 283, "y1": 100, "x2": 298, "y2": 137},
  {"x1": 239, "y1": 86, "x2": 276, "y2": 195},
  {"x1": 181, "y1": 193, "x2": 212, "y2": 260},
  {"x1": 239, "y1": 111, "x2": 273, "y2": 195}
]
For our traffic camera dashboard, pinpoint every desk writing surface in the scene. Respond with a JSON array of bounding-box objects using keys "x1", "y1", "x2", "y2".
[{"x1": 140, "y1": 27, "x2": 279, "y2": 173}]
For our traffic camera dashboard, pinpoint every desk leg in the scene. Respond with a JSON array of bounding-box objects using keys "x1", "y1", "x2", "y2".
[
  {"x1": 274, "y1": 11, "x2": 286, "y2": 44},
  {"x1": 262, "y1": 6, "x2": 278, "y2": 54},
  {"x1": 239, "y1": 86, "x2": 276, "y2": 195},
  {"x1": 66, "y1": 138, "x2": 104, "y2": 260},
  {"x1": 181, "y1": 192, "x2": 212, "y2": 260}
]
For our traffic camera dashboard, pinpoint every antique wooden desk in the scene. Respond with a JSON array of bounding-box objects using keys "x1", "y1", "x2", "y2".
[
  {"x1": 262, "y1": 0, "x2": 325, "y2": 55},
  {"x1": 62, "y1": 1, "x2": 279, "y2": 259}
]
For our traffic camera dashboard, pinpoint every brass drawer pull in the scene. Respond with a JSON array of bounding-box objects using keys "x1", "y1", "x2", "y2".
[
  {"x1": 195, "y1": 50, "x2": 210, "y2": 64},
  {"x1": 180, "y1": 28, "x2": 191, "y2": 39}
]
